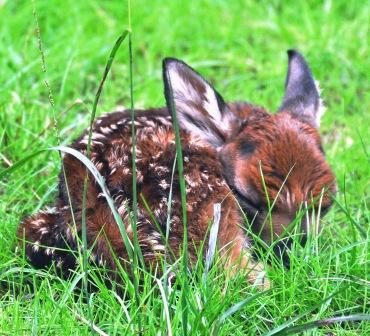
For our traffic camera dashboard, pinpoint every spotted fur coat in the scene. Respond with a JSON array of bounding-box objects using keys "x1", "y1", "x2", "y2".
[{"x1": 18, "y1": 50, "x2": 336, "y2": 287}]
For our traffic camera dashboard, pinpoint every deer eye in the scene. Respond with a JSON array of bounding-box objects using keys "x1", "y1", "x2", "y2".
[
  {"x1": 319, "y1": 203, "x2": 333, "y2": 215},
  {"x1": 233, "y1": 189, "x2": 261, "y2": 212}
]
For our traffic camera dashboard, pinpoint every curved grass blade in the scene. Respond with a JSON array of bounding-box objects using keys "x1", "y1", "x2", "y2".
[
  {"x1": 156, "y1": 278, "x2": 173, "y2": 336},
  {"x1": 263, "y1": 289, "x2": 342, "y2": 336},
  {"x1": 128, "y1": 19, "x2": 143, "y2": 269},
  {"x1": 1, "y1": 145, "x2": 136, "y2": 283},
  {"x1": 333, "y1": 196, "x2": 367, "y2": 239},
  {"x1": 163, "y1": 52, "x2": 189, "y2": 336},
  {"x1": 81, "y1": 30, "x2": 133, "y2": 290},
  {"x1": 127, "y1": 2, "x2": 144, "y2": 331},
  {"x1": 276, "y1": 314, "x2": 370, "y2": 335},
  {"x1": 53, "y1": 145, "x2": 135, "y2": 260},
  {"x1": 0, "y1": 149, "x2": 48, "y2": 179},
  {"x1": 71, "y1": 310, "x2": 110, "y2": 336},
  {"x1": 42, "y1": 271, "x2": 86, "y2": 336},
  {"x1": 84, "y1": 30, "x2": 129, "y2": 160},
  {"x1": 219, "y1": 289, "x2": 271, "y2": 324},
  {"x1": 2, "y1": 145, "x2": 135, "y2": 288},
  {"x1": 211, "y1": 289, "x2": 272, "y2": 334}
]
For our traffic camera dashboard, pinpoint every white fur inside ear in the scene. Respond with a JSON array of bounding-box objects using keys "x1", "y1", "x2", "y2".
[
  {"x1": 202, "y1": 84, "x2": 223, "y2": 123},
  {"x1": 166, "y1": 61, "x2": 234, "y2": 146},
  {"x1": 169, "y1": 64, "x2": 224, "y2": 125},
  {"x1": 314, "y1": 80, "x2": 326, "y2": 126},
  {"x1": 203, "y1": 84, "x2": 234, "y2": 134},
  {"x1": 169, "y1": 66, "x2": 200, "y2": 103}
]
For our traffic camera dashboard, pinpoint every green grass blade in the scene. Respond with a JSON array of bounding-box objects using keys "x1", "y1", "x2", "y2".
[
  {"x1": 277, "y1": 314, "x2": 370, "y2": 335},
  {"x1": 41, "y1": 272, "x2": 86, "y2": 336},
  {"x1": 211, "y1": 289, "x2": 272, "y2": 335},
  {"x1": 81, "y1": 29, "x2": 129, "y2": 297},
  {"x1": 128, "y1": 20, "x2": 144, "y2": 268},
  {"x1": 156, "y1": 278, "x2": 173, "y2": 336},
  {"x1": 127, "y1": 1, "x2": 144, "y2": 331},
  {"x1": 0, "y1": 149, "x2": 48, "y2": 179},
  {"x1": 333, "y1": 196, "x2": 367, "y2": 239},
  {"x1": 164, "y1": 56, "x2": 189, "y2": 336},
  {"x1": 52, "y1": 145, "x2": 134, "y2": 260},
  {"x1": 219, "y1": 289, "x2": 271, "y2": 324},
  {"x1": 263, "y1": 289, "x2": 342, "y2": 336},
  {"x1": 85, "y1": 30, "x2": 129, "y2": 159}
]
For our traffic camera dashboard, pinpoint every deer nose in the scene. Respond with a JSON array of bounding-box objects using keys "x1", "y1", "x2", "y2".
[
  {"x1": 271, "y1": 215, "x2": 310, "y2": 269},
  {"x1": 273, "y1": 238, "x2": 292, "y2": 269}
]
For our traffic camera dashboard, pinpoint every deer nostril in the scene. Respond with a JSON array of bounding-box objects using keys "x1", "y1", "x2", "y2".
[
  {"x1": 273, "y1": 239, "x2": 292, "y2": 269},
  {"x1": 282, "y1": 254, "x2": 291, "y2": 269}
]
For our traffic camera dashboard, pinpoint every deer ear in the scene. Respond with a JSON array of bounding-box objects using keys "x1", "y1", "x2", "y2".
[
  {"x1": 163, "y1": 58, "x2": 236, "y2": 148},
  {"x1": 278, "y1": 50, "x2": 325, "y2": 128}
]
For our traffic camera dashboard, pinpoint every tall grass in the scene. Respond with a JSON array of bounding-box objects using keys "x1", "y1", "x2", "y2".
[{"x1": 163, "y1": 56, "x2": 190, "y2": 336}]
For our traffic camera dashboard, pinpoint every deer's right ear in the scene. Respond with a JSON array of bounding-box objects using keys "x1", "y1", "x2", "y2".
[
  {"x1": 163, "y1": 58, "x2": 236, "y2": 148},
  {"x1": 278, "y1": 50, "x2": 325, "y2": 128}
]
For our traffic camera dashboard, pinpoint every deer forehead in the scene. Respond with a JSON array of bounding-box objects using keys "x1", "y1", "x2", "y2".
[{"x1": 227, "y1": 123, "x2": 334, "y2": 205}]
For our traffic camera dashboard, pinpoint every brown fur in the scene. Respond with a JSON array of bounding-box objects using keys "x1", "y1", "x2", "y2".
[{"x1": 18, "y1": 52, "x2": 336, "y2": 287}]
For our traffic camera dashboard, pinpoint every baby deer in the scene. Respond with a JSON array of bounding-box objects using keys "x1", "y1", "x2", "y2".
[{"x1": 18, "y1": 50, "x2": 336, "y2": 287}]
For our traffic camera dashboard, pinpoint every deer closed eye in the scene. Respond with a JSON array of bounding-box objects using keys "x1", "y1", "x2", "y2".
[
  {"x1": 233, "y1": 189, "x2": 261, "y2": 213},
  {"x1": 318, "y1": 203, "x2": 333, "y2": 215}
]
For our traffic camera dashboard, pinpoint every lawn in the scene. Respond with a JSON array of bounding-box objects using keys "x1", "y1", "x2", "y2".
[{"x1": 0, "y1": 0, "x2": 369, "y2": 335}]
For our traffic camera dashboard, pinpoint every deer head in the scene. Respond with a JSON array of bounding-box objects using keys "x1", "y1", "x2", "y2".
[{"x1": 163, "y1": 50, "x2": 337, "y2": 266}]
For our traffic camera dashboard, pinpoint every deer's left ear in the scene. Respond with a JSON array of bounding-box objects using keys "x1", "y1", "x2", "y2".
[{"x1": 278, "y1": 50, "x2": 325, "y2": 128}]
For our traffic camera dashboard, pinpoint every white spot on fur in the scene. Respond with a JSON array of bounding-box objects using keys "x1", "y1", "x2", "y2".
[
  {"x1": 201, "y1": 172, "x2": 209, "y2": 180},
  {"x1": 34, "y1": 218, "x2": 46, "y2": 227},
  {"x1": 79, "y1": 139, "x2": 88, "y2": 145},
  {"x1": 159, "y1": 179, "x2": 170, "y2": 190},
  {"x1": 45, "y1": 248, "x2": 54, "y2": 255},
  {"x1": 156, "y1": 116, "x2": 172, "y2": 125},
  {"x1": 154, "y1": 166, "x2": 170, "y2": 174},
  {"x1": 92, "y1": 133, "x2": 106, "y2": 140},
  {"x1": 32, "y1": 241, "x2": 40, "y2": 252},
  {"x1": 93, "y1": 141, "x2": 104, "y2": 146},
  {"x1": 118, "y1": 201, "x2": 128, "y2": 216},
  {"x1": 126, "y1": 224, "x2": 132, "y2": 235},
  {"x1": 38, "y1": 227, "x2": 49, "y2": 235},
  {"x1": 184, "y1": 174, "x2": 200, "y2": 188},
  {"x1": 100, "y1": 126, "x2": 112, "y2": 134},
  {"x1": 56, "y1": 258, "x2": 63, "y2": 268},
  {"x1": 151, "y1": 231, "x2": 161, "y2": 239},
  {"x1": 122, "y1": 167, "x2": 130, "y2": 175},
  {"x1": 152, "y1": 244, "x2": 165, "y2": 252},
  {"x1": 45, "y1": 206, "x2": 58, "y2": 214}
]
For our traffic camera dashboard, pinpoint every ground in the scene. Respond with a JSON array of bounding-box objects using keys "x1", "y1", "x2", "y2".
[{"x1": 0, "y1": 0, "x2": 369, "y2": 335}]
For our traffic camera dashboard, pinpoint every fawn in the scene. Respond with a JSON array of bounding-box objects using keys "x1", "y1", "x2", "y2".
[{"x1": 18, "y1": 50, "x2": 336, "y2": 287}]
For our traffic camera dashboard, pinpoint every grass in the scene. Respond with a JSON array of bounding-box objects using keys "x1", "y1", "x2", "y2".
[{"x1": 0, "y1": 0, "x2": 369, "y2": 335}]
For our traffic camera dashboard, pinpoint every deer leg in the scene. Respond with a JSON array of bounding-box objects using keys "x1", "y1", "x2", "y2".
[{"x1": 17, "y1": 207, "x2": 77, "y2": 276}]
